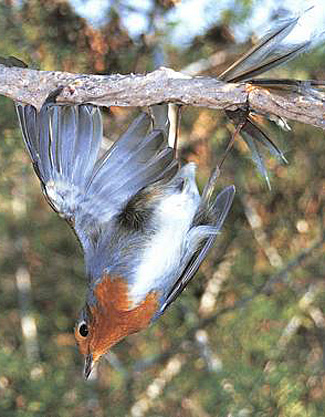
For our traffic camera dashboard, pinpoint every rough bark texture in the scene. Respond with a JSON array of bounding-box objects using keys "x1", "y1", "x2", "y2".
[{"x1": 0, "y1": 65, "x2": 324, "y2": 129}]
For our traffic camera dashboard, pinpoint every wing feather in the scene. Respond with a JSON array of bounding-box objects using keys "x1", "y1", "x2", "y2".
[
  {"x1": 16, "y1": 103, "x2": 177, "y2": 253},
  {"x1": 159, "y1": 185, "x2": 235, "y2": 315},
  {"x1": 219, "y1": 16, "x2": 308, "y2": 83}
]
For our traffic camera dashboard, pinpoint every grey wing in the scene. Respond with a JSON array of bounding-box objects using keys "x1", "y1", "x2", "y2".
[
  {"x1": 16, "y1": 102, "x2": 178, "y2": 254},
  {"x1": 16, "y1": 103, "x2": 102, "y2": 249},
  {"x1": 159, "y1": 185, "x2": 235, "y2": 315},
  {"x1": 80, "y1": 107, "x2": 178, "y2": 226}
]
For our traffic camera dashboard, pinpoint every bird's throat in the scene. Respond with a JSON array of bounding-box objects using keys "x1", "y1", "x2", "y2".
[{"x1": 88, "y1": 275, "x2": 159, "y2": 360}]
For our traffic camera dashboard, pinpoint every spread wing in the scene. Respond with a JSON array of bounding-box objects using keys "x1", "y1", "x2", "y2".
[
  {"x1": 159, "y1": 184, "x2": 235, "y2": 315},
  {"x1": 16, "y1": 103, "x2": 178, "y2": 255}
]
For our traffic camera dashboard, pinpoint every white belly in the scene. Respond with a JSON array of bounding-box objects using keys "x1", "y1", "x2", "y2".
[{"x1": 129, "y1": 170, "x2": 200, "y2": 305}]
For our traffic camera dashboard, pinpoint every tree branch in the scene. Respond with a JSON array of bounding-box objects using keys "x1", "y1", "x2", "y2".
[{"x1": 0, "y1": 64, "x2": 324, "y2": 129}]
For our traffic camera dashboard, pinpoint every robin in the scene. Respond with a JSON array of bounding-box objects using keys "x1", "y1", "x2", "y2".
[
  {"x1": 14, "y1": 13, "x2": 312, "y2": 378},
  {"x1": 16, "y1": 102, "x2": 235, "y2": 378}
]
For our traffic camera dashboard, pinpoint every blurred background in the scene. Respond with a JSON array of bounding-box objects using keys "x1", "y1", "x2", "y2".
[{"x1": 0, "y1": 1, "x2": 324, "y2": 416}]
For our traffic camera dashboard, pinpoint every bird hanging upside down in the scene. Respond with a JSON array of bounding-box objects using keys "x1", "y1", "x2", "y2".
[
  {"x1": 12, "y1": 8, "x2": 321, "y2": 378},
  {"x1": 16, "y1": 102, "x2": 235, "y2": 378}
]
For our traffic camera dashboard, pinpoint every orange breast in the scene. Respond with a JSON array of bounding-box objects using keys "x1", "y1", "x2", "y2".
[{"x1": 86, "y1": 275, "x2": 159, "y2": 359}]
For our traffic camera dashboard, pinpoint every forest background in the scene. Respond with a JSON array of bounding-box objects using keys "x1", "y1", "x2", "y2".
[{"x1": 0, "y1": 1, "x2": 324, "y2": 416}]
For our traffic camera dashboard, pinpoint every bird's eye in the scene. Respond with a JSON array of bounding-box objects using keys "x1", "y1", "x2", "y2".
[{"x1": 78, "y1": 321, "x2": 89, "y2": 337}]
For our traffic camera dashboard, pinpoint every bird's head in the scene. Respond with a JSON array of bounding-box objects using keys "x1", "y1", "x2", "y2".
[{"x1": 74, "y1": 275, "x2": 159, "y2": 378}]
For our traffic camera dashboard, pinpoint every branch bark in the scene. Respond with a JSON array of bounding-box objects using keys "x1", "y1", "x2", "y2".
[{"x1": 0, "y1": 64, "x2": 324, "y2": 129}]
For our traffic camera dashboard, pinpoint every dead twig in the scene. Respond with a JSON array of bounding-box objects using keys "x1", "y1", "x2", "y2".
[{"x1": 0, "y1": 65, "x2": 324, "y2": 129}]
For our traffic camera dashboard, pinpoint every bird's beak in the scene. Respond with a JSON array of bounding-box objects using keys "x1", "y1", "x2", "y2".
[{"x1": 84, "y1": 353, "x2": 94, "y2": 380}]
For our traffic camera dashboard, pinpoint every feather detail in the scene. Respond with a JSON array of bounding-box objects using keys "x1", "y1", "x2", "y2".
[
  {"x1": 159, "y1": 185, "x2": 235, "y2": 315},
  {"x1": 219, "y1": 16, "x2": 308, "y2": 83},
  {"x1": 242, "y1": 132, "x2": 271, "y2": 190},
  {"x1": 16, "y1": 102, "x2": 179, "y2": 260},
  {"x1": 242, "y1": 118, "x2": 288, "y2": 164}
]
